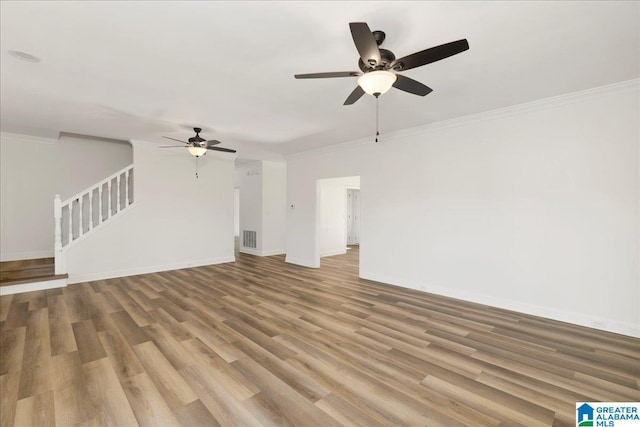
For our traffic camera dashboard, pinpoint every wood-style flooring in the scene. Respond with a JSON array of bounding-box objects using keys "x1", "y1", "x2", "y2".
[{"x1": 1, "y1": 247, "x2": 639, "y2": 426}]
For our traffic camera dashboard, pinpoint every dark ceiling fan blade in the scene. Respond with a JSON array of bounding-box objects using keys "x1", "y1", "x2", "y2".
[
  {"x1": 162, "y1": 136, "x2": 188, "y2": 144},
  {"x1": 343, "y1": 86, "x2": 365, "y2": 105},
  {"x1": 392, "y1": 74, "x2": 433, "y2": 96},
  {"x1": 391, "y1": 39, "x2": 469, "y2": 71},
  {"x1": 349, "y1": 22, "x2": 381, "y2": 67},
  {"x1": 295, "y1": 71, "x2": 361, "y2": 79},
  {"x1": 206, "y1": 140, "x2": 222, "y2": 146},
  {"x1": 159, "y1": 145, "x2": 188, "y2": 148},
  {"x1": 207, "y1": 146, "x2": 236, "y2": 153}
]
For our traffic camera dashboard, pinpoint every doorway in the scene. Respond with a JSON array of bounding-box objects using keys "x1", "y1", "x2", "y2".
[{"x1": 317, "y1": 176, "x2": 361, "y2": 270}]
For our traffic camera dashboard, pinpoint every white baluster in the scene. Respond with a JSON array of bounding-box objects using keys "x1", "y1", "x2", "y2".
[
  {"x1": 88, "y1": 190, "x2": 93, "y2": 231},
  {"x1": 124, "y1": 171, "x2": 129, "y2": 207},
  {"x1": 129, "y1": 168, "x2": 134, "y2": 204},
  {"x1": 98, "y1": 185, "x2": 103, "y2": 225},
  {"x1": 68, "y1": 201, "x2": 73, "y2": 243},
  {"x1": 78, "y1": 197, "x2": 83, "y2": 237},
  {"x1": 107, "y1": 180, "x2": 112, "y2": 219},
  {"x1": 116, "y1": 175, "x2": 121, "y2": 213}
]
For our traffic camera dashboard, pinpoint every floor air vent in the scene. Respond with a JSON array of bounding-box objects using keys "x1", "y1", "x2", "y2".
[{"x1": 243, "y1": 230, "x2": 257, "y2": 248}]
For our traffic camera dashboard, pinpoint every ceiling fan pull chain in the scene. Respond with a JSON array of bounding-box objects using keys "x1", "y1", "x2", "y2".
[
  {"x1": 375, "y1": 94, "x2": 380, "y2": 143},
  {"x1": 195, "y1": 157, "x2": 199, "y2": 179}
]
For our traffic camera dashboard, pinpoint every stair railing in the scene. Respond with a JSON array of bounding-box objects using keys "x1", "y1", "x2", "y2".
[{"x1": 54, "y1": 164, "x2": 134, "y2": 274}]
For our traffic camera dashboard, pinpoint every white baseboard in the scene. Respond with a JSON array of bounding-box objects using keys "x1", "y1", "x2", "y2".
[
  {"x1": 320, "y1": 248, "x2": 347, "y2": 258},
  {"x1": 240, "y1": 248, "x2": 262, "y2": 256},
  {"x1": 0, "y1": 277, "x2": 67, "y2": 296},
  {"x1": 67, "y1": 256, "x2": 236, "y2": 284},
  {"x1": 285, "y1": 256, "x2": 319, "y2": 268},
  {"x1": 240, "y1": 248, "x2": 286, "y2": 257},
  {"x1": 260, "y1": 249, "x2": 286, "y2": 256},
  {"x1": 0, "y1": 250, "x2": 54, "y2": 262},
  {"x1": 360, "y1": 271, "x2": 640, "y2": 338}
]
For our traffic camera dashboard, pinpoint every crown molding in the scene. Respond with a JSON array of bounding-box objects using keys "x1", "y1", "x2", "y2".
[
  {"x1": 129, "y1": 139, "x2": 161, "y2": 148},
  {"x1": 0, "y1": 132, "x2": 58, "y2": 145},
  {"x1": 287, "y1": 78, "x2": 639, "y2": 161},
  {"x1": 285, "y1": 134, "x2": 373, "y2": 160}
]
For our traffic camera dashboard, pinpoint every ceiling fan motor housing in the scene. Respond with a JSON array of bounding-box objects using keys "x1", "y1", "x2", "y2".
[
  {"x1": 188, "y1": 127, "x2": 205, "y2": 144},
  {"x1": 358, "y1": 48, "x2": 396, "y2": 72}
]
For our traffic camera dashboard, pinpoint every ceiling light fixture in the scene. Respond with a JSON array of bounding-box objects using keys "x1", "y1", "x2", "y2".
[
  {"x1": 357, "y1": 70, "x2": 397, "y2": 97},
  {"x1": 9, "y1": 50, "x2": 40, "y2": 63},
  {"x1": 356, "y1": 70, "x2": 398, "y2": 143},
  {"x1": 187, "y1": 145, "x2": 207, "y2": 178},
  {"x1": 187, "y1": 146, "x2": 207, "y2": 158}
]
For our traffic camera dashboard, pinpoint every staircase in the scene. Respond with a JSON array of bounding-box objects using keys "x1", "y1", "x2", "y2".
[{"x1": 0, "y1": 164, "x2": 134, "y2": 296}]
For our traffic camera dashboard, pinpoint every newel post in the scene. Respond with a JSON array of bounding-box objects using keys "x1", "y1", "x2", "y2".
[{"x1": 54, "y1": 194, "x2": 66, "y2": 274}]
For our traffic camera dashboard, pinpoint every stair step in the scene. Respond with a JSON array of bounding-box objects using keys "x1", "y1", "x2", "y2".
[
  {"x1": 0, "y1": 258, "x2": 56, "y2": 283},
  {"x1": 0, "y1": 274, "x2": 68, "y2": 296},
  {"x1": 1, "y1": 266, "x2": 55, "y2": 282},
  {"x1": 0, "y1": 257, "x2": 54, "y2": 271},
  {"x1": 0, "y1": 273, "x2": 68, "y2": 287}
]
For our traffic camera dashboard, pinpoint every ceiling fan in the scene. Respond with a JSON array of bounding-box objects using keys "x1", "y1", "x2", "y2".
[
  {"x1": 161, "y1": 127, "x2": 236, "y2": 157},
  {"x1": 161, "y1": 127, "x2": 236, "y2": 178},
  {"x1": 295, "y1": 22, "x2": 469, "y2": 105}
]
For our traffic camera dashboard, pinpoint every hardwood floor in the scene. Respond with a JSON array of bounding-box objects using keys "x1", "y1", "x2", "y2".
[{"x1": 1, "y1": 247, "x2": 638, "y2": 426}]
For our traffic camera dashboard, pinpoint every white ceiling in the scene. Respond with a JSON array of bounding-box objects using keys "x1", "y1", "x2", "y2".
[{"x1": 1, "y1": 1, "x2": 638, "y2": 158}]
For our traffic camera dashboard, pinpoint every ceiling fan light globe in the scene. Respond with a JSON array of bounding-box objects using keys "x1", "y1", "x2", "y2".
[
  {"x1": 357, "y1": 70, "x2": 397, "y2": 96},
  {"x1": 187, "y1": 146, "x2": 207, "y2": 157}
]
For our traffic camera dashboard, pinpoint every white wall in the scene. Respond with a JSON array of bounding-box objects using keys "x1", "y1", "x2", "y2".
[
  {"x1": 0, "y1": 132, "x2": 132, "y2": 261},
  {"x1": 261, "y1": 161, "x2": 287, "y2": 256},
  {"x1": 318, "y1": 176, "x2": 360, "y2": 257},
  {"x1": 235, "y1": 161, "x2": 263, "y2": 254},
  {"x1": 235, "y1": 160, "x2": 286, "y2": 256},
  {"x1": 66, "y1": 141, "x2": 235, "y2": 282},
  {"x1": 286, "y1": 81, "x2": 639, "y2": 337},
  {"x1": 234, "y1": 188, "x2": 240, "y2": 237}
]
